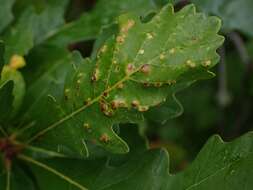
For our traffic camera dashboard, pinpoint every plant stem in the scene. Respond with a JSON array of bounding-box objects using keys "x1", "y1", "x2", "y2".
[
  {"x1": 228, "y1": 32, "x2": 251, "y2": 66},
  {"x1": 217, "y1": 47, "x2": 230, "y2": 107},
  {"x1": 217, "y1": 47, "x2": 230, "y2": 136},
  {"x1": 228, "y1": 31, "x2": 253, "y2": 137},
  {"x1": 6, "y1": 167, "x2": 11, "y2": 190}
]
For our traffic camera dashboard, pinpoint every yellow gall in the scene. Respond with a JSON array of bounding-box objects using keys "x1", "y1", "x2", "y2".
[
  {"x1": 84, "y1": 98, "x2": 91, "y2": 105},
  {"x1": 91, "y1": 68, "x2": 100, "y2": 82},
  {"x1": 159, "y1": 53, "x2": 165, "y2": 60},
  {"x1": 64, "y1": 89, "x2": 70, "y2": 100},
  {"x1": 167, "y1": 80, "x2": 177, "y2": 85},
  {"x1": 203, "y1": 60, "x2": 211, "y2": 67},
  {"x1": 169, "y1": 48, "x2": 175, "y2": 54},
  {"x1": 78, "y1": 73, "x2": 84, "y2": 78},
  {"x1": 154, "y1": 82, "x2": 162, "y2": 87},
  {"x1": 116, "y1": 36, "x2": 125, "y2": 44},
  {"x1": 131, "y1": 100, "x2": 140, "y2": 108},
  {"x1": 83, "y1": 123, "x2": 92, "y2": 133},
  {"x1": 64, "y1": 88, "x2": 70, "y2": 93},
  {"x1": 138, "y1": 49, "x2": 145, "y2": 55},
  {"x1": 99, "y1": 133, "x2": 110, "y2": 143},
  {"x1": 111, "y1": 99, "x2": 126, "y2": 109},
  {"x1": 146, "y1": 33, "x2": 153, "y2": 39},
  {"x1": 121, "y1": 19, "x2": 135, "y2": 33},
  {"x1": 83, "y1": 123, "x2": 90, "y2": 129},
  {"x1": 117, "y1": 83, "x2": 124, "y2": 89},
  {"x1": 100, "y1": 45, "x2": 107, "y2": 53},
  {"x1": 9, "y1": 55, "x2": 26, "y2": 70},
  {"x1": 138, "y1": 106, "x2": 149, "y2": 112},
  {"x1": 186, "y1": 60, "x2": 196, "y2": 68}
]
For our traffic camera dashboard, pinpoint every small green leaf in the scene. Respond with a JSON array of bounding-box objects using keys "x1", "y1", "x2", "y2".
[{"x1": 1, "y1": 66, "x2": 25, "y2": 116}]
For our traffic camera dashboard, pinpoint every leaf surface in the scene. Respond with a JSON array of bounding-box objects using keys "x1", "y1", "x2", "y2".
[
  {"x1": 192, "y1": 0, "x2": 253, "y2": 36},
  {"x1": 2, "y1": 0, "x2": 69, "y2": 61},
  {"x1": 47, "y1": 0, "x2": 164, "y2": 47},
  {"x1": 27, "y1": 131, "x2": 253, "y2": 190},
  {"x1": 19, "y1": 4, "x2": 224, "y2": 156},
  {"x1": 0, "y1": 0, "x2": 15, "y2": 33}
]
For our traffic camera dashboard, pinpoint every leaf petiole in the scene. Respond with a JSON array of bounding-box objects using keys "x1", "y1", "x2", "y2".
[{"x1": 6, "y1": 166, "x2": 11, "y2": 190}]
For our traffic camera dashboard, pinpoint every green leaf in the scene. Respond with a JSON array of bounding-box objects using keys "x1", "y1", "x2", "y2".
[
  {"x1": 31, "y1": 0, "x2": 69, "y2": 44},
  {"x1": 0, "y1": 81, "x2": 14, "y2": 123},
  {"x1": 19, "y1": 4, "x2": 224, "y2": 156},
  {"x1": 144, "y1": 79, "x2": 195, "y2": 124},
  {"x1": 3, "y1": 0, "x2": 69, "y2": 61},
  {"x1": 0, "y1": 164, "x2": 35, "y2": 190},
  {"x1": 3, "y1": 8, "x2": 35, "y2": 61},
  {"x1": 0, "y1": 0, "x2": 15, "y2": 33},
  {"x1": 145, "y1": 94, "x2": 183, "y2": 124},
  {"x1": 192, "y1": 0, "x2": 253, "y2": 36},
  {"x1": 24, "y1": 131, "x2": 253, "y2": 190},
  {"x1": 1, "y1": 66, "x2": 25, "y2": 117},
  {"x1": 46, "y1": 0, "x2": 163, "y2": 47}
]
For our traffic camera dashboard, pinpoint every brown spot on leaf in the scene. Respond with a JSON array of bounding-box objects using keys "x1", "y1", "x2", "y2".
[
  {"x1": 83, "y1": 123, "x2": 92, "y2": 133},
  {"x1": 99, "y1": 133, "x2": 110, "y2": 143},
  {"x1": 131, "y1": 100, "x2": 140, "y2": 108},
  {"x1": 117, "y1": 83, "x2": 124, "y2": 89},
  {"x1": 126, "y1": 64, "x2": 135, "y2": 75},
  {"x1": 111, "y1": 99, "x2": 126, "y2": 109},
  {"x1": 91, "y1": 68, "x2": 100, "y2": 82},
  {"x1": 138, "y1": 106, "x2": 149, "y2": 112},
  {"x1": 140, "y1": 64, "x2": 151, "y2": 74},
  {"x1": 121, "y1": 19, "x2": 135, "y2": 33}
]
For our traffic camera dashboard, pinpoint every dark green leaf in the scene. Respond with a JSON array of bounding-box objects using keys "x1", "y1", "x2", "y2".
[
  {"x1": 192, "y1": 0, "x2": 253, "y2": 36},
  {"x1": 1, "y1": 66, "x2": 25, "y2": 116},
  {"x1": 25, "y1": 131, "x2": 253, "y2": 190},
  {"x1": 0, "y1": 164, "x2": 35, "y2": 190},
  {"x1": 47, "y1": 0, "x2": 163, "y2": 47},
  {"x1": 3, "y1": 0, "x2": 69, "y2": 61},
  {"x1": 0, "y1": 0, "x2": 15, "y2": 33}
]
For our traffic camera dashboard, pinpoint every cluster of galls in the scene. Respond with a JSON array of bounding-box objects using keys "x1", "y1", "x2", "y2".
[
  {"x1": 83, "y1": 123, "x2": 110, "y2": 144},
  {"x1": 116, "y1": 19, "x2": 136, "y2": 45}
]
